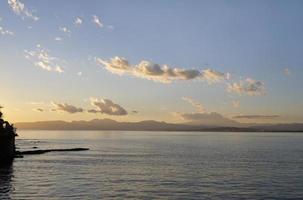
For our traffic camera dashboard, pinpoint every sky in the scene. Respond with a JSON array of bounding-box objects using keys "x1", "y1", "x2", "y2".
[{"x1": 0, "y1": 0, "x2": 303, "y2": 124}]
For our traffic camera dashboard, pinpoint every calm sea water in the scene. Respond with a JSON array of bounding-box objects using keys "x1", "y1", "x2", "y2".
[{"x1": 1, "y1": 131, "x2": 303, "y2": 199}]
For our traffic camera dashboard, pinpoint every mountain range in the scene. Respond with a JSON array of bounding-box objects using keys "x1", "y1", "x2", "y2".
[{"x1": 15, "y1": 118, "x2": 303, "y2": 132}]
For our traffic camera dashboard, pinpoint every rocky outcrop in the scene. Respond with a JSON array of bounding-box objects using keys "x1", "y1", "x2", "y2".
[
  {"x1": 0, "y1": 134, "x2": 15, "y2": 162},
  {"x1": 0, "y1": 111, "x2": 16, "y2": 163},
  {"x1": 0, "y1": 111, "x2": 89, "y2": 163}
]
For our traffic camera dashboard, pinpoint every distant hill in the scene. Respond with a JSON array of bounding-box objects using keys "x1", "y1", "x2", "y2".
[
  {"x1": 250, "y1": 123, "x2": 303, "y2": 132},
  {"x1": 15, "y1": 119, "x2": 303, "y2": 132}
]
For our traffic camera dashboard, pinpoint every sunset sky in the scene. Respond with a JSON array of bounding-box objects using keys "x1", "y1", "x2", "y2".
[{"x1": 1, "y1": 0, "x2": 303, "y2": 124}]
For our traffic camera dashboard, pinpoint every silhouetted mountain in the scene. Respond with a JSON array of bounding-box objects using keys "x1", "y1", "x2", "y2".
[
  {"x1": 15, "y1": 119, "x2": 303, "y2": 132},
  {"x1": 16, "y1": 119, "x2": 195, "y2": 131},
  {"x1": 249, "y1": 123, "x2": 303, "y2": 132}
]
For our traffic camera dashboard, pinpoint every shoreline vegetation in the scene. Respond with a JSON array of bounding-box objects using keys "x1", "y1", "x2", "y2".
[{"x1": 15, "y1": 119, "x2": 303, "y2": 132}]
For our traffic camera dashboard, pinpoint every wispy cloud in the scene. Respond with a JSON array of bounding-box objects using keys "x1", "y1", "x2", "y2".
[
  {"x1": 59, "y1": 26, "x2": 71, "y2": 37},
  {"x1": 8, "y1": 0, "x2": 39, "y2": 21},
  {"x1": 54, "y1": 37, "x2": 63, "y2": 41},
  {"x1": 24, "y1": 45, "x2": 65, "y2": 74},
  {"x1": 175, "y1": 97, "x2": 238, "y2": 126},
  {"x1": 74, "y1": 17, "x2": 82, "y2": 26},
  {"x1": 88, "y1": 98, "x2": 128, "y2": 116},
  {"x1": 233, "y1": 115, "x2": 279, "y2": 119},
  {"x1": 182, "y1": 97, "x2": 205, "y2": 113},
  {"x1": 33, "y1": 108, "x2": 44, "y2": 112},
  {"x1": 97, "y1": 57, "x2": 228, "y2": 83},
  {"x1": 203, "y1": 69, "x2": 230, "y2": 84},
  {"x1": 175, "y1": 112, "x2": 238, "y2": 126},
  {"x1": 0, "y1": 26, "x2": 13, "y2": 36},
  {"x1": 178, "y1": 112, "x2": 224, "y2": 121},
  {"x1": 92, "y1": 15, "x2": 103, "y2": 27},
  {"x1": 59, "y1": 27, "x2": 71, "y2": 33},
  {"x1": 52, "y1": 102, "x2": 84, "y2": 114},
  {"x1": 227, "y1": 78, "x2": 265, "y2": 96},
  {"x1": 0, "y1": 18, "x2": 13, "y2": 35},
  {"x1": 54, "y1": 66, "x2": 64, "y2": 73}
]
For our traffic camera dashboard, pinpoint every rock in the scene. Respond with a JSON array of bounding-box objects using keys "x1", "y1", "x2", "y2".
[
  {"x1": 0, "y1": 111, "x2": 16, "y2": 163},
  {"x1": 0, "y1": 134, "x2": 16, "y2": 163},
  {"x1": 1, "y1": 109, "x2": 89, "y2": 162},
  {"x1": 16, "y1": 148, "x2": 89, "y2": 155}
]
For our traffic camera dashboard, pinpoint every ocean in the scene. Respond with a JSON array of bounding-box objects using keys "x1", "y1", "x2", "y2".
[{"x1": 1, "y1": 131, "x2": 303, "y2": 199}]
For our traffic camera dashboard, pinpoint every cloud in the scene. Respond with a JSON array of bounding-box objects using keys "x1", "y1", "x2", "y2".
[
  {"x1": 74, "y1": 17, "x2": 82, "y2": 26},
  {"x1": 179, "y1": 112, "x2": 223, "y2": 121},
  {"x1": 88, "y1": 98, "x2": 127, "y2": 116},
  {"x1": 96, "y1": 57, "x2": 228, "y2": 83},
  {"x1": 92, "y1": 15, "x2": 103, "y2": 27},
  {"x1": 182, "y1": 97, "x2": 205, "y2": 113},
  {"x1": 227, "y1": 78, "x2": 265, "y2": 96},
  {"x1": 0, "y1": 26, "x2": 14, "y2": 36},
  {"x1": 97, "y1": 57, "x2": 131, "y2": 75},
  {"x1": 33, "y1": 108, "x2": 44, "y2": 112},
  {"x1": 54, "y1": 37, "x2": 62, "y2": 41},
  {"x1": 24, "y1": 45, "x2": 65, "y2": 73},
  {"x1": 59, "y1": 26, "x2": 71, "y2": 37},
  {"x1": 54, "y1": 66, "x2": 64, "y2": 73},
  {"x1": 202, "y1": 69, "x2": 229, "y2": 84},
  {"x1": 134, "y1": 61, "x2": 202, "y2": 82},
  {"x1": 233, "y1": 115, "x2": 279, "y2": 119},
  {"x1": 8, "y1": 0, "x2": 39, "y2": 21},
  {"x1": 176, "y1": 97, "x2": 239, "y2": 126},
  {"x1": 176, "y1": 112, "x2": 239, "y2": 126},
  {"x1": 284, "y1": 68, "x2": 291, "y2": 76},
  {"x1": 59, "y1": 27, "x2": 71, "y2": 33},
  {"x1": 52, "y1": 102, "x2": 84, "y2": 114}
]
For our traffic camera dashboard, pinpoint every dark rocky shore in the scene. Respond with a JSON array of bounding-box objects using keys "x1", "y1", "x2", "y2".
[{"x1": 0, "y1": 111, "x2": 89, "y2": 164}]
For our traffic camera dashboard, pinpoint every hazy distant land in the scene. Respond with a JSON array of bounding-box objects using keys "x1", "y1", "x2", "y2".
[{"x1": 15, "y1": 119, "x2": 303, "y2": 132}]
